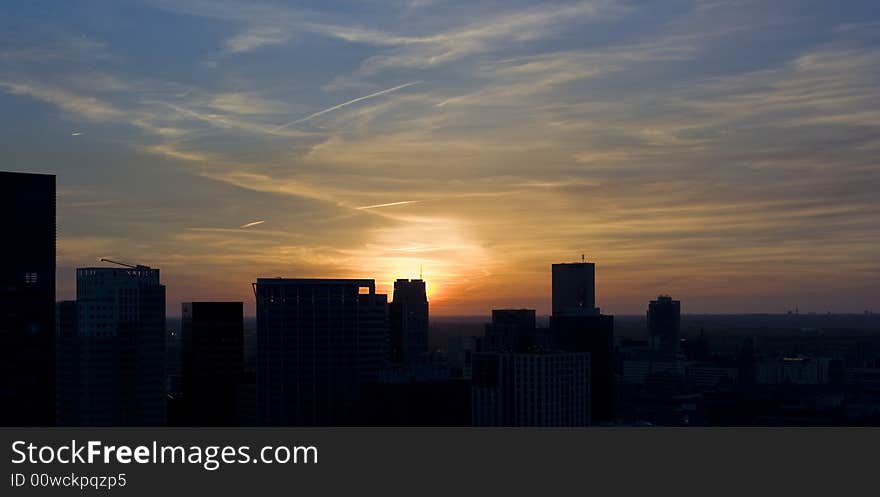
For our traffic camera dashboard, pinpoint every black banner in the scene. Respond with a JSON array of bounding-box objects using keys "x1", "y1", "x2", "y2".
[{"x1": 2, "y1": 428, "x2": 873, "y2": 496}]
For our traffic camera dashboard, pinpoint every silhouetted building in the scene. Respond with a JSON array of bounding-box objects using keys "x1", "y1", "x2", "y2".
[
  {"x1": 552, "y1": 314, "x2": 614, "y2": 422},
  {"x1": 551, "y1": 260, "x2": 615, "y2": 423},
  {"x1": 472, "y1": 352, "x2": 590, "y2": 426},
  {"x1": 447, "y1": 335, "x2": 479, "y2": 379},
  {"x1": 358, "y1": 367, "x2": 470, "y2": 426},
  {"x1": 254, "y1": 278, "x2": 388, "y2": 426},
  {"x1": 180, "y1": 302, "x2": 243, "y2": 426},
  {"x1": 55, "y1": 300, "x2": 78, "y2": 426},
  {"x1": 390, "y1": 279, "x2": 429, "y2": 366},
  {"x1": 552, "y1": 262, "x2": 597, "y2": 315},
  {"x1": 485, "y1": 309, "x2": 551, "y2": 353},
  {"x1": 681, "y1": 330, "x2": 709, "y2": 362},
  {"x1": 236, "y1": 367, "x2": 257, "y2": 426},
  {"x1": 60, "y1": 265, "x2": 166, "y2": 425},
  {"x1": 648, "y1": 295, "x2": 681, "y2": 356},
  {"x1": 0, "y1": 171, "x2": 55, "y2": 426},
  {"x1": 758, "y1": 356, "x2": 832, "y2": 385}
]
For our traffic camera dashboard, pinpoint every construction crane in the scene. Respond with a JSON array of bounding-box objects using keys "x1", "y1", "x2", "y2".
[{"x1": 99, "y1": 258, "x2": 148, "y2": 270}]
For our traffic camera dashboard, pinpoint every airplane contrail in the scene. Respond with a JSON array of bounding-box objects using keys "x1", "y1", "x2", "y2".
[
  {"x1": 71, "y1": 131, "x2": 84, "y2": 136},
  {"x1": 239, "y1": 220, "x2": 266, "y2": 228},
  {"x1": 356, "y1": 200, "x2": 421, "y2": 210},
  {"x1": 271, "y1": 81, "x2": 422, "y2": 132}
]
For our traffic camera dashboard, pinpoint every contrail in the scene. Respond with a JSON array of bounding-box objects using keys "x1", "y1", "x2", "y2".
[
  {"x1": 271, "y1": 81, "x2": 422, "y2": 132},
  {"x1": 356, "y1": 200, "x2": 420, "y2": 210},
  {"x1": 239, "y1": 220, "x2": 266, "y2": 228},
  {"x1": 71, "y1": 131, "x2": 84, "y2": 136}
]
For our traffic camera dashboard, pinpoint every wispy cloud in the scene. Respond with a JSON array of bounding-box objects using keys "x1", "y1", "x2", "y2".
[
  {"x1": 226, "y1": 26, "x2": 292, "y2": 53},
  {"x1": 5, "y1": 0, "x2": 879, "y2": 313},
  {"x1": 0, "y1": 81, "x2": 122, "y2": 121}
]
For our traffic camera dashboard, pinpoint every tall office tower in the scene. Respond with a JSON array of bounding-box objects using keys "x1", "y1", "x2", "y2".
[
  {"x1": 69, "y1": 265, "x2": 166, "y2": 426},
  {"x1": 0, "y1": 171, "x2": 55, "y2": 426},
  {"x1": 254, "y1": 279, "x2": 389, "y2": 426},
  {"x1": 180, "y1": 302, "x2": 243, "y2": 426},
  {"x1": 472, "y1": 352, "x2": 590, "y2": 426},
  {"x1": 552, "y1": 262, "x2": 597, "y2": 315},
  {"x1": 485, "y1": 309, "x2": 548, "y2": 353},
  {"x1": 389, "y1": 279, "x2": 429, "y2": 366},
  {"x1": 551, "y1": 260, "x2": 614, "y2": 423},
  {"x1": 648, "y1": 295, "x2": 681, "y2": 356}
]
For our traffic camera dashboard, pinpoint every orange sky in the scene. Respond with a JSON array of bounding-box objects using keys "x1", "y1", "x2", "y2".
[{"x1": 2, "y1": 1, "x2": 877, "y2": 316}]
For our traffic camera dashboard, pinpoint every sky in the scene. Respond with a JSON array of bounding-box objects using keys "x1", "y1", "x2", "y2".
[{"x1": 1, "y1": 0, "x2": 878, "y2": 316}]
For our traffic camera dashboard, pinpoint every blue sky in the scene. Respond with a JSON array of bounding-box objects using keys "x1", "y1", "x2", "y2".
[{"x1": 1, "y1": 0, "x2": 878, "y2": 315}]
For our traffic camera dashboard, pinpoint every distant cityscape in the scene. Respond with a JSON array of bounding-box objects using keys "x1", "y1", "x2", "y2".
[{"x1": 3, "y1": 170, "x2": 880, "y2": 427}]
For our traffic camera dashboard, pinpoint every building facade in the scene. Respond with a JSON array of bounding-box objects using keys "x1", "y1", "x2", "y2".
[
  {"x1": 551, "y1": 262, "x2": 597, "y2": 315},
  {"x1": 254, "y1": 278, "x2": 388, "y2": 426},
  {"x1": 389, "y1": 279, "x2": 429, "y2": 366},
  {"x1": 472, "y1": 352, "x2": 590, "y2": 426},
  {"x1": 63, "y1": 265, "x2": 166, "y2": 426},
  {"x1": 648, "y1": 295, "x2": 681, "y2": 356},
  {"x1": 180, "y1": 302, "x2": 244, "y2": 426},
  {"x1": 484, "y1": 309, "x2": 552, "y2": 353},
  {"x1": 551, "y1": 260, "x2": 615, "y2": 423},
  {"x1": 0, "y1": 171, "x2": 56, "y2": 426}
]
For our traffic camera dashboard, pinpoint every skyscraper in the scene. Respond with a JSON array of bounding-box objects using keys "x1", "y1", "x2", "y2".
[
  {"x1": 552, "y1": 262, "x2": 597, "y2": 315},
  {"x1": 62, "y1": 264, "x2": 166, "y2": 426},
  {"x1": 551, "y1": 314, "x2": 614, "y2": 423},
  {"x1": 551, "y1": 260, "x2": 615, "y2": 423},
  {"x1": 254, "y1": 278, "x2": 388, "y2": 426},
  {"x1": 648, "y1": 295, "x2": 681, "y2": 356},
  {"x1": 180, "y1": 302, "x2": 243, "y2": 426},
  {"x1": 389, "y1": 278, "x2": 429, "y2": 366},
  {"x1": 0, "y1": 171, "x2": 55, "y2": 426}
]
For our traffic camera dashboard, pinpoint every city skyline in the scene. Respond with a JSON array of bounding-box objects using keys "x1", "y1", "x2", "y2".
[{"x1": 2, "y1": 0, "x2": 879, "y2": 315}]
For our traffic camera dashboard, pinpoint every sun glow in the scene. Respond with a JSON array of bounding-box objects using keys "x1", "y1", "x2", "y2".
[{"x1": 363, "y1": 217, "x2": 491, "y2": 306}]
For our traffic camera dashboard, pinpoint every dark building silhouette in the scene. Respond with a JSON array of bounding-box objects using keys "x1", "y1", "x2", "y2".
[
  {"x1": 254, "y1": 278, "x2": 388, "y2": 426},
  {"x1": 552, "y1": 262, "x2": 596, "y2": 315},
  {"x1": 357, "y1": 376, "x2": 471, "y2": 426},
  {"x1": 552, "y1": 314, "x2": 614, "y2": 423},
  {"x1": 648, "y1": 295, "x2": 681, "y2": 356},
  {"x1": 389, "y1": 278, "x2": 429, "y2": 366},
  {"x1": 0, "y1": 171, "x2": 55, "y2": 426},
  {"x1": 551, "y1": 261, "x2": 615, "y2": 423},
  {"x1": 58, "y1": 265, "x2": 166, "y2": 426},
  {"x1": 492, "y1": 309, "x2": 536, "y2": 330},
  {"x1": 472, "y1": 351, "x2": 590, "y2": 426},
  {"x1": 236, "y1": 367, "x2": 257, "y2": 426},
  {"x1": 55, "y1": 300, "x2": 79, "y2": 426},
  {"x1": 681, "y1": 330, "x2": 709, "y2": 362},
  {"x1": 180, "y1": 302, "x2": 243, "y2": 426},
  {"x1": 485, "y1": 309, "x2": 551, "y2": 353}
]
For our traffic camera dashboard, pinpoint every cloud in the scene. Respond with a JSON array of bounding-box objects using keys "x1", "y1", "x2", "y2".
[
  {"x1": 0, "y1": 81, "x2": 123, "y2": 121},
  {"x1": 203, "y1": 92, "x2": 293, "y2": 115},
  {"x1": 6, "y1": 0, "x2": 880, "y2": 313},
  {"x1": 239, "y1": 220, "x2": 266, "y2": 228},
  {"x1": 225, "y1": 26, "x2": 292, "y2": 53}
]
